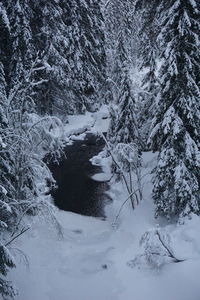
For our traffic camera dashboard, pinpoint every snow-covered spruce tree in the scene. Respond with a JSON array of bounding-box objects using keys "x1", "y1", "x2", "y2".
[
  {"x1": 106, "y1": 7, "x2": 141, "y2": 148},
  {"x1": 0, "y1": 60, "x2": 63, "y2": 300},
  {"x1": 115, "y1": 69, "x2": 138, "y2": 146},
  {"x1": 0, "y1": 242, "x2": 16, "y2": 299},
  {"x1": 29, "y1": 0, "x2": 74, "y2": 115},
  {"x1": 0, "y1": 61, "x2": 7, "y2": 127},
  {"x1": 0, "y1": 59, "x2": 17, "y2": 299},
  {"x1": 72, "y1": 0, "x2": 106, "y2": 112},
  {"x1": 30, "y1": 0, "x2": 106, "y2": 114},
  {"x1": 7, "y1": 61, "x2": 56, "y2": 212},
  {"x1": 105, "y1": 0, "x2": 135, "y2": 104},
  {"x1": 0, "y1": 63, "x2": 15, "y2": 225},
  {"x1": 135, "y1": 0, "x2": 161, "y2": 148},
  {"x1": 106, "y1": 104, "x2": 118, "y2": 146},
  {"x1": 137, "y1": 44, "x2": 158, "y2": 149},
  {"x1": 149, "y1": 0, "x2": 200, "y2": 218},
  {"x1": 6, "y1": 0, "x2": 35, "y2": 89},
  {"x1": 0, "y1": 136, "x2": 17, "y2": 300},
  {"x1": 107, "y1": 65, "x2": 143, "y2": 208},
  {"x1": 106, "y1": 0, "x2": 135, "y2": 143},
  {"x1": 0, "y1": 2, "x2": 11, "y2": 89}
]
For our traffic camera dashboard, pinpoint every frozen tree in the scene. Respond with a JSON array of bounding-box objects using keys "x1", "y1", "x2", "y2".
[
  {"x1": 0, "y1": 139, "x2": 16, "y2": 299},
  {"x1": 30, "y1": 0, "x2": 106, "y2": 114},
  {"x1": 0, "y1": 0, "x2": 132, "y2": 296},
  {"x1": 107, "y1": 60, "x2": 142, "y2": 153},
  {"x1": 7, "y1": 0, "x2": 35, "y2": 87},
  {"x1": 1, "y1": 0, "x2": 106, "y2": 115},
  {"x1": 104, "y1": 0, "x2": 135, "y2": 104},
  {"x1": 105, "y1": 1, "x2": 143, "y2": 209},
  {"x1": 0, "y1": 62, "x2": 15, "y2": 227},
  {"x1": 0, "y1": 2, "x2": 11, "y2": 88},
  {"x1": 113, "y1": 70, "x2": 142, "y2": 205},
  {"x1": 0, "y1": 59, "x2": 64, "y2": 298},
  {"x1": 149, "y1": 0, "x2": 200, "y2": 218},
  {"x1": 106, "y1": 68, "x2": 143, "y2": 209},
  {"x1": 6, "y1": 59, "x2": 62, "y2": 211},
  {"x1": 106, "y1": 104, "x2": 118, "y2": 146},
  {"x1": 0, "y1": 244, "x2": 16, "y2": 299},
  {"x1": 115, "y1": 70, "x2": 139, "y2": 146},
  {"x1": 0, "y1": 25, "x2": 15, "y2": 229},
  {"x1": 135, "y1": 0, "x2": 161, "y2": 148},
  {"x1": 0, "y1": 63, "x2": 7, "y2": 126},
  {"x1": 72, "y1": 0, "x2": 106, "y2": 111},
  {"x1": 106, "y1": 5, "x2": 136, "y2": 144},
  {"x1": 114, "y1": 142, "x2": 142, "y2": 208},
  {"x1": 29, "y1": 0, "x2": 74, "y2": 114},
  {"x1": 0, "y1": 41, "x2": 17, "y2": 298}
]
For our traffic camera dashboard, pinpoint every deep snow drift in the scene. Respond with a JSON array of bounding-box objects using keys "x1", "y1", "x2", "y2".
[{"x1": 6, "y1": 107, "x2": 200, "y2": 300}]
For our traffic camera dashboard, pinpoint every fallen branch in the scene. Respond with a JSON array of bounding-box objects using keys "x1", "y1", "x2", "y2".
[
  {"x1": 5, "y1": 227, "x2": 30, "y2": 247},
  {"x1": 156, "y1": 230, "x2": 185, "y2": 263}
]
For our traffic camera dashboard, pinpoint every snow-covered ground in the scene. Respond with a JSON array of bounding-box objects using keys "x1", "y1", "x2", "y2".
[
  {"x1": 62, "y1": 105, "x2": 110, "y2": 142},
  {"x1": 7, "y1": 107, "x2": 200, "y2": 300}
]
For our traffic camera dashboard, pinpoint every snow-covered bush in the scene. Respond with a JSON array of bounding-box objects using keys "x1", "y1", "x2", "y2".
[
  {"x1": 0, "y1": 244, "x2": 16, "y2": 299},
  {"x1": 114, "y1": 143, "x2": 140, "y2": 172},
  {"x1": 114, "y1": 142, "x2": 142, "y2": 208},
  {"x1": 0, "y1": 57, "x2": 65, "y2": 297},
  {"x1": 129, "y1": 228, "x2": 184, "y2": 269}
]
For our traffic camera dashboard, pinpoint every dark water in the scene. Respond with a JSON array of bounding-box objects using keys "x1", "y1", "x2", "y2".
[{"x1": 48, "y1": 133, "x2": 110, "y2": 218}]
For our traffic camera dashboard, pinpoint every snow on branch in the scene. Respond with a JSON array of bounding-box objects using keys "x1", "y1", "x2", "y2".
[{"x1": 128, "y1": 228, "x2": 185, "y2": 269}]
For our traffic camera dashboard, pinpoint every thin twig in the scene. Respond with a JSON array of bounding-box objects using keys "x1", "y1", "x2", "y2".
[
  {"x1": 115, "y1": 188, "x2": 140, "y2": 221},
  {"x1": 101, "y1": 133, "x2": 132, "y2": 196}
]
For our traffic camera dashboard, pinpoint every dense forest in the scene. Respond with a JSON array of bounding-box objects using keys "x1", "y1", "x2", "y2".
[{"x1": 0, "y1": 0, "x2": 200, "y2": 299}]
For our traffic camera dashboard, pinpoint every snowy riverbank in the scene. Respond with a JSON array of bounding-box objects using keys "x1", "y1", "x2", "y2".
[{"x1": 7, "y1": 108, "x2": 200, "y2": 300}]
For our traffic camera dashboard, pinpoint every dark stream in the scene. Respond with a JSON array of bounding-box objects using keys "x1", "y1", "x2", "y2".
[{"x1": 48, "y1": 133, "x2": 110, "y2": 218}]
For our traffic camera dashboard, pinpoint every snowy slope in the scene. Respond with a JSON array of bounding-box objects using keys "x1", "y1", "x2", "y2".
[
  {"x1": 64, "y1": 105, "x2": 110, "y2": 140},
  {"x1": 7, "y1": 109, "x2": 200, "y2": 300},
  {"x1": 8, "y1": 195, "x2": 200, "y2": 300}
]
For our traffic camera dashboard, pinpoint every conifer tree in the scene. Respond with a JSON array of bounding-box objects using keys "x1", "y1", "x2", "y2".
[
  {"x1": 30, "y1": 0, "x2": 74, "y2": 114},
  {"x1": 30, "y1": 0, "x2": 106, "y2": 114},
  {"x1": 7, "y1": 0, "x2": 35, "y2": 87},
  {"x1": 108, "y1": 65, "x2": 142, "y2": 207},
  {"x1": 106, "y1": 104, "x2": 118, "y2": 146},
  {"x1": 115, "y1": 69, "x2": 138, "y2": 145},
  {"x1": 138, "y1": 43, "x2": 158, "y2": 148},
  {"x1": 0, "y1": 63, "x2": 15, "y2": 214},
  {"x1": 0, "y1": 2, "x2": 11, "y2": 89},
  {"x1": 0, "y1": 64, "x2": 7, "y2": 126},
  {"x1": 0, "y1": 7, "x2": 15, "y2": 230},
  {"x1": 72, "y1": 0, "x2": 106, "y2": 111},
  {"x1": 135, "y1": 0, "x2": 161, "y2": 147},
  {"x1": 0, "y1": 243, "x2": 16, "y2": 299},
  {"x1": 149, "y1": 0, "x2": 200, "y2": 218},
  {"x1": 0, "y1": 40, "x2": 16, "y2": 299},
  {"x1": 107, "y1": 8, "x2": 140, "y2": 149},
  {"x1": 105, "y1": 0, "x2": 134, "y2": 103}
]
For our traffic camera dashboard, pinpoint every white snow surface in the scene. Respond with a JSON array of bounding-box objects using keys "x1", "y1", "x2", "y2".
[
  {"x1": 61, "y1": 105, "x2": 110, "y2": 142},
  {"x1": 7, "y1": 107, "x2": 200, "y2": 300}
]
